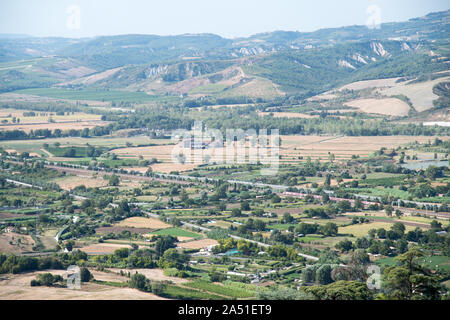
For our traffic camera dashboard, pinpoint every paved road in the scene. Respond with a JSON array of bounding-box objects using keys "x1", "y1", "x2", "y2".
[
  {"x1": 5, "y1": 157, "x2": 448, "y2": 215},
  {"x1": 46, "y1": 160, "x2": 449, "y2": 215},
  {"x1": 6, "y1": 179, "x2": 43, "y2": 190}
]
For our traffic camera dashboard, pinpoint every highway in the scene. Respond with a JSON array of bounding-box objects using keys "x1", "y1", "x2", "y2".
[{"x1": 4, "y1": 156, "x2": 448, "y2": 219}]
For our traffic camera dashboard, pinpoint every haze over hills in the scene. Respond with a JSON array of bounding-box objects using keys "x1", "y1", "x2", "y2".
[{"x1": 0, "y1": 10, "x2": 448, "y2": 117}]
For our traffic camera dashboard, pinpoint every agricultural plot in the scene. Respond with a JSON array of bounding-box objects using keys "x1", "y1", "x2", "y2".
[
  {"x1": 12, "y1": 88, "x2": 170, "y2": 103},
  {"x1": 0, "y1": 270, "x2": 166, "y2": 300},
  {"x1": 0, "y1": 92, "x2": 110, "y2": 107},
  {"x1": 109, "y1": 268, "x2": 188, "y2": 284},
  {"x1": 419, "y1": 256, "x2": 450, "y2": 272},
  {"x1": 39, "y1": 229, "x2": 58, "y2": 250},
  {"x1": 377, "y1": 76, "x2": 450, "y2": 112},
  {"x1": 280, "y1": 135, "x2": 445, "y2": 161},
  {"x1": 344, "y1": 98, "x2": 411, "y2": 117},
  {"x1": 178, "y1": 238, "x2": 218, "y2": 249},
  {"x1": 337, "y1": 77, "x2": 401, "y2": 91},
  {"x1": 110, "y1": 134, "x2": 441, "y2": 165},
  {"x1": 184, "y1": 280, "x2": 256, "y2": 299},
  {"x1": 376, "y1": 256, "x2": 450, "y2": 272},
  {"x1": 0, "y1": 120, "x2": 109, "y2": 133},
  {"x1": 149, "y1": 163, "x2": 198, "y2": 174},
  {"x1": 150, "y1": 227, "x2": 202, "y2": 239},
  {"x1": 79, "y1": 243, "x2": 134, "y2": 255},
  {"x1": 51, "y1": 175, "x2": 108, "y2": 190},
  {"x1": 95, "y1": 226, "x2": 153, "y2": 235},
  {"x1": 111, "y1": 145, "x2": 176, "y2": 163},
  {"x1": 0, "y1": 232, "x2": 35, "y2": 254},
  {"x1": 44, "y1": 146, "x2": 105, "y2": 158},
  {"x1": 116, "y1": 217, "x2": 171, "y2": 230},
  {"x1": 338, "y1": 221, "x2": 417, "y2": 237},
  {"x1": 162, "y1": 284, "x2": 224, "y2": 300},
  {"x1": 0, "y1": 108, "x2": 102, "y2": 124}
]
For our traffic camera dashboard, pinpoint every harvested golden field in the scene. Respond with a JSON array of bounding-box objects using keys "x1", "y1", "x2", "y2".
[
  {"x1": 343, "y1": 211, "x2": 392, "y2": 218},
  {"x1": 0, "y1": 270, "x2": 166, "y2": 300},
  {"x1": 0, "y1": 120, "x2": 109, "y2": 133},
  {"x1": 339, "y1": 222, "x2": 417, "y2": 237},
  {"x1": 116, "y1": 217, "x2": 171, "y2": 229},
  {"x1": 344, "y1": 98, "x2": 411, "y2": 116},
  {"x1": 0, "y1": 232, "x2": 35, "y2": 254},
  {"x1": 108, "y1": 268, "x2": 188, "y2": 284},
  {"x1": 112, "y1": 145, "x2": 176, "y2": 162},
  {"x1": 110, "y1": 135, "x2": 449, "y2": 165},
  {"x1": 0, "y1": 108, "x2": 102, "y2": 124},
  {"x1": 175, "y1": 236, "x2": 193, "y2": 242},
  {"x1": 112, "y1": 145, "x2": 199, "y2": 172},
  {"x1": 150, "y1": 162, "x2": 198, "y2": 173},
  {"x1": 178, "y1": 238, "x2": 218, "y2": 249},
  {"x1": 79, "y1": 243, "x2": 133, "y2": 255},
  {"x1": 90, "y1": 270, "x2": 129, "y2": 283},
  {"x1": 51, "y1": 175, "x2": 108, "y2": 190},
  {"x1": 280, "y1": 135, "x2": 448, "y2": 161}
]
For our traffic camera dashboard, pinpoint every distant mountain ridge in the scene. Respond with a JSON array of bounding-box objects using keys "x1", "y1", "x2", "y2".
[
  {"x1": 0, "y1": 10, "x2": 448, "y2": 66},
  {"x1": 0, "y1": 10, "x2": 448, "y2": 99}
]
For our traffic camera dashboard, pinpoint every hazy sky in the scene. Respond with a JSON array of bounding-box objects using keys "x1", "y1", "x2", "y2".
[{"x1": 0, "y1": 0, "x2": 449, "y2": 38}]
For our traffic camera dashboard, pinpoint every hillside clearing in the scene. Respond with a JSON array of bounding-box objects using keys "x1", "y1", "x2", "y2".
[
  {"x1": 377, "y1": 76, "x2": 450, "y2": 112},
  {"x1": 344, "y1": 98, "x2": 411, "y2": 116}
]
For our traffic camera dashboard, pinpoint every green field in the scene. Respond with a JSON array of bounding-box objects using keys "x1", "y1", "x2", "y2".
[
  {"x1": 270, "y1": 223, "x2": 297, "y2": 231},
  {"x1": 13, "y1": 88, "x2": 178, "y2": 103},
  {"x1": 150, "y1": 227, "x2": 202, "y2": 239},
  {"x1": 339, "y1": 221, "x2": 417, "y2": 237},
  {"x1": 184, "y1": 280, "x2": 255, "y2": 298},
  {"x1": 59, "y1": 157, "x2": 141, "y2": 168},
  {"x1": 0, "y1": 136, "x2": 171, "y2": 155},
  {"x1": 347, "y1": 187, "x2": 411, "y2": 199},
  {"x1": 376, "y1": 256, "x2": 450, "y2": 272},
  {"x1": 46, "y1": 146, "x2": 106, "y2": 158},
  {"x1": 420, "y1": 256, "x2": 450, "y2": 272},
  {"x1": 298, "y1": 235, "x2": 325, "y2": 242},
  {"x1": 161, "y1": 284, "x2": 224, "y2": 300}
]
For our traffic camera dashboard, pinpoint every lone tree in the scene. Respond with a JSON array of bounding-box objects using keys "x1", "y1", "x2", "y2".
[
  {"x1": 109, "y1": 174, "x2": 120, "y2": 186},
  {"x1": 80, "y1": 267, "x2": 93, "y2": 282},
  {"x1": 385, "y1": 205, "x2": 393, "y2": 217},
  {"x1": 130, "y1": 273, "x2": 150, "y2": 291},
  {"x1": 316, "y1": 265, "x2": 333, "y2": 285}
]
